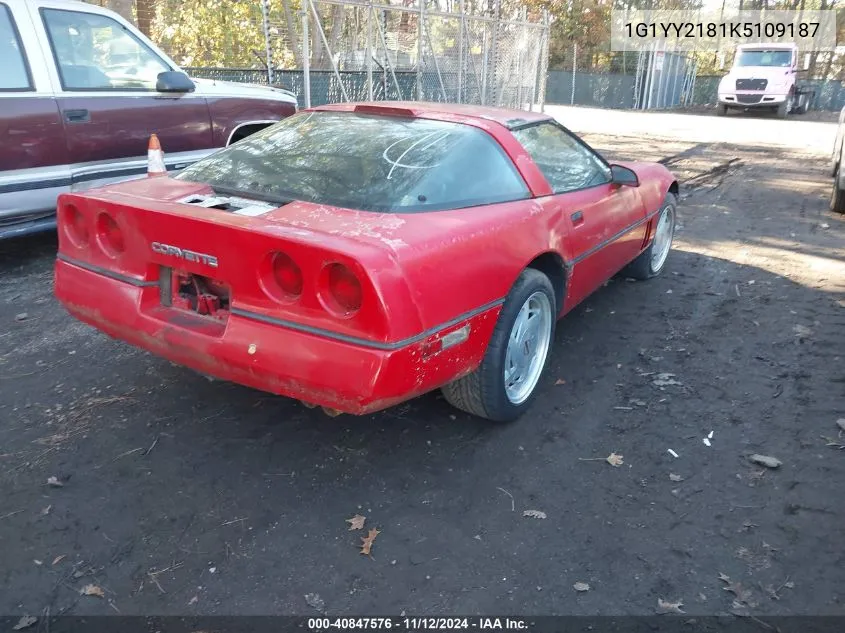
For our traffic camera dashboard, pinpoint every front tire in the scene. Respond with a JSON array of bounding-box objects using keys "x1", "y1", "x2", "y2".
[
  {"x1": 441, "y1": 268, "x2": 556, "y2": 423},
  {"x1": 831, "y1": 167, "x2": 845, "y2": 214},
  {"x1": 717, "y1": 103, "x2": 728, "y2": 116},
  {"x1": 622, "y1": 193, "x2": 677, "y2": 280}
]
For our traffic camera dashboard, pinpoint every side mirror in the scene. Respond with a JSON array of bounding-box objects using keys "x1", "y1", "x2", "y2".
[
  {"x1": 156, "y1": 71, "x2": 195, "y2": 93},
  {"x1": 610, "y1": 164, "x2": 639, "y2": 187}
]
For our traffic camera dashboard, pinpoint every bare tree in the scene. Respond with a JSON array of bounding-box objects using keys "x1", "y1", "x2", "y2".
[
  {"x1": 281, "y1": 0, "x2": 302, "y2": 66},
  {"x1": 106, "y1": 0, "x2": 136, "y2": 24},
  {"x1": 136, "y1": 0, "x2": 154, "y2": 36}
]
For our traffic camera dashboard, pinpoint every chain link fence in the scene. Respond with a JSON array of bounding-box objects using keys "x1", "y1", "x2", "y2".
[
  {"x1": 88, "y1": 0, "x2": 550, "y2": 110},
  {"x1": 84, "y1": 0, "x2": 845, "y2": 112},
  {"x1": 282, "y1": 0, "x2": 549, "y2": 110}
]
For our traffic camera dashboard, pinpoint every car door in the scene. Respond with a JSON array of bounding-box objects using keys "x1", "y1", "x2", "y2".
[
  {"x1": 511, "y1": 121, "x2": 647, "y2": 310},
  {"x1": 0, "y1": 0, "x2": 69, "y2": 234},
  {"x1": 34, "y1": 3, "x2": 213, "y2": 189}
]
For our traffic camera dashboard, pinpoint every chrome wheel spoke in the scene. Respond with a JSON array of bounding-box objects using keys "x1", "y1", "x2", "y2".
[
  {"x1": 503, "y1": 291, "x2": 553, "y2": 405},
  {"x1": 651, "y1": 205, "x2": 674, "y2": 272}
]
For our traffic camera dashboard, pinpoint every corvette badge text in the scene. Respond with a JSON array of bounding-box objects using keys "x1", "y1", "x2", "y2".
[{"x1": 151, "y1": 242, "x2": 219, "y2": 268}]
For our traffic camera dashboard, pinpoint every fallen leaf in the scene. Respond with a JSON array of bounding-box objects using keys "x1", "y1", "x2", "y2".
[
  {"x1": 793, "y1": 324, "x2": 812, "y2": 337},
  {"x1": 80, "y1": 584, "x2": 104, "y2": 598},
  {"x1": 346, "y1": 514, "x2": 366, "y2": 531},
  {"x1": 523, "y1": 510, "x2": 547, "y2": 519},
  {"x1": 669, "y1": 473, "x2": 683, "y2": 482},
  {"x1": 52, "y1": 555, "x2": 66, "y2": 566},
  {"x1": 33, "y1": 560, "x2": 42, "y2": 566},
  {"x1": 657, "y1": 598, "x2": 685, "y2": 614},
  {"x1": 360, "y1": 528, "x2": 381, "y2": 556},
  {"x1": 12, "y1": 617, "x2": 37, "y2": 631},
  {"x1": 46, "y1": 476, "x2": 64, "y2": 487},
  {"x1": 573, "y1": 582, "x2": 590, "y2": 592},
  {"x1": 749, "y1": 454, "x2": 781, "y2": 469},
  {"x1": 836, "y1": 419, "x2": 845, "y2": 433},
  {"x1": 606, "y1": 453, "x2": 624, "y2": 467},
  {"x1": 653, "y1": 379, "x2": 682, "y2": 387},
  {"x1": 40, "y1": 505, "x2": 52, "y2": 516},
  {"x1": 555, "y1": 378, "x2": 566, "y2": 385},
  {"x1": 821, "y1": 435, "x2": 845, "y2": 449},
  {"x1": 188, "y1": 596, "x2": 198, "y2": 605},
  {"x1": 718, "y1": 573, "x2": 753, "y2": 605},
  {"x1": 305, "y1": 592, "x2": 325, "y2": 611}
]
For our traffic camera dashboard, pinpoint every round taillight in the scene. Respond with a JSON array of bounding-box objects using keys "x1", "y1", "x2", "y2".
[
  {"x1": 268, "y1": 251, "x2": 303, "y2": 299},
  {"x1": 96, "y1": 212, "x2": 124, "y2": 257},
  {"x1": 62, "y1": 204, "x2": 88, "y2": 247},
  {"x1": 324, "y1": 263, "x2": 362, "y2": 314}
]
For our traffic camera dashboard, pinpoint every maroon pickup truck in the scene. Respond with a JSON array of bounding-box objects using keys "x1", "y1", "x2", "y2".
[{"x1": 1, "y1": 0, "x2": 298, "y2": 239}]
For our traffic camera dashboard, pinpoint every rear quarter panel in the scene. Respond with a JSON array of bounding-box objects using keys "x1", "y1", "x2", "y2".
[{"x1": 382, "y1": 199, "x2": 568, "y2": 331}]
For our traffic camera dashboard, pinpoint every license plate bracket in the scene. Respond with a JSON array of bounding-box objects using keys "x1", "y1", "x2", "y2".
[{"x1": 159, "y1": 265, "x2": 230, "y2": 322}]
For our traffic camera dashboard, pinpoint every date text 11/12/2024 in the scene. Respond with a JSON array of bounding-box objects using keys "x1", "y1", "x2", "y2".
[{"x1": 308, "y1": 618, "x2": 530, "y2": 630}]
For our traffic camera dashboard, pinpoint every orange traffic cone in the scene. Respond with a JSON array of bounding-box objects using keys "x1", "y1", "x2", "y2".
[{"x1": 147, "y1": 133, "x2": 167, "y2": 176}]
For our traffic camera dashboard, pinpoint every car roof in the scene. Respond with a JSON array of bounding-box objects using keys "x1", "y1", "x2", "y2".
[{"x1": 310, "y1": 101, "x2": 552, "y2": 129}]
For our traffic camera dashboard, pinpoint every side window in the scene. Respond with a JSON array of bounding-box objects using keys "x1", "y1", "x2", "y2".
[
  {"x1": 513, "y1": 122, "x2": 611, "y2": 194},
  {"x1": 41, "y1": 8, "x2": 170, "y2": 91},
  {"x1": 0, "y1": 3, "x2": 32, "y2": 91},
  {"x1": 408, "y1": 130, "x2": 531, "y2": 209}
]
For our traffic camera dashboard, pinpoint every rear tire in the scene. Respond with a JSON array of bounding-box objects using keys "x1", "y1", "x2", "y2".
[
  {"x1": 622, "y1": 193, "x2": 677, "y2": 280},
  {"x1": 441, "y1": 268, "x2": 556, "y2": 423}
]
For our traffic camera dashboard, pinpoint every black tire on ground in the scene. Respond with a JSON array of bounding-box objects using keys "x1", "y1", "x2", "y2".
[
  {"x1": 622, "y1": 193, "x2": 678, "y2": 281},
  {"x1": 830, "y1": 167, "x2": 845, "y2": 214},
  {"x1": 777, "y1": 99, "x2": 789, "y2": 118},
  {"x1": 440, "y1": 268, "x2": 556, "y2": 423},
  {"x1": 717, "y1": 104, "x2": 728, "y2": 116}
]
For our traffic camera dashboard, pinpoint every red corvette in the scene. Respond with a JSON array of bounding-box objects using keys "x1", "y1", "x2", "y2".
[{"x1": 53, "y1": 101, "x2": 679, "y2": 422}]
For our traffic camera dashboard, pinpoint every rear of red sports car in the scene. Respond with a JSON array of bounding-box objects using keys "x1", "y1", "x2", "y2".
[
  {"x1": 54, "y1": 102, "x2": 679, "y2": 419},
  {"x1": 53, "y1": 104, "x2": 552, "y2": 415}
]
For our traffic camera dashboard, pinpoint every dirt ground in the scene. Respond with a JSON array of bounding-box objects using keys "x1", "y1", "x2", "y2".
[{"x1": 2, "y1": 111, "x2": 845, "y2": 620}]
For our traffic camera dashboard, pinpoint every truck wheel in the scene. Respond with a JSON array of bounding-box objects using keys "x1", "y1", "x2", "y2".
[
  {"x1": 441, "y1": 268, "x2": 556, "y2": 423},
  {"x1": 716, "y1": 104, "x2": 728, "y2": 116},
  {"x1": 622, "y1": 193, "x2": 677, "y2": 280},
  {"x1": 777, "y1": 100, "x2": 789, "y2": 118},
  {"x1": 831, "y1": 167, "x2": 845, "y2": 214}
]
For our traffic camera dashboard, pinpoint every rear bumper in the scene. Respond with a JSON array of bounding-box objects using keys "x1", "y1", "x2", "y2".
[{"x1": 54, "y1": 258, "x2": 500, "y2": 415}]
